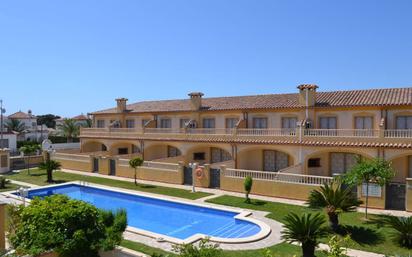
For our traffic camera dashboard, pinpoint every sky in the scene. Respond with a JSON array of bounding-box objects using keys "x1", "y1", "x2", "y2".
[{"x1": 0, "y1": 0, "x2": 411, "y2": 117}]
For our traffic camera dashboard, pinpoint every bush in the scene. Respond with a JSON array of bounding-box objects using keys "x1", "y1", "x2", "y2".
[
  {"x1": 8, "y1": 195, "x2": 127, "y2": 257},
  {"x1": 17, "y1": 141, "x2": 40, "y2": 149},
  {"x1": 0, "y1": 177, "x2": 9, "y2": 189},
  {"x1": 48, "y1": 136, "x2": 80, "y2": 143},
  {"x1": 244, "y1": 176, "x2": 253, "y2": 203},
  {"x1": 377, "y1": 215, "x2": 412, "y2": 248},
  {"x1": 172, "y1": 238, "x2": 222, "y2": 257}
]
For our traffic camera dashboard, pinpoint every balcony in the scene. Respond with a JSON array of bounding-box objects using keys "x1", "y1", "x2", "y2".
[{"x1": 80, "y1": 127, "x2": 412, "y2": 147}]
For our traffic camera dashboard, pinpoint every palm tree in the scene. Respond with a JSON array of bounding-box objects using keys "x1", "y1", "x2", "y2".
[
  {"x1": 281, "y1": 212, "x2": 328, "y2": 257},
  {"x1": 39, "y1": 158, "x2": 61, "y2": 183},
  {"x1": 58, "y1": 118, "x2": 80, "y2": 142},
  {"x1": 129, "y1": 157, "x2": 144, "y2": 185},
  {"x1": 83, "y1": 118, "x2": 93, "y2": 128},
  {"x1": 377, "y1": 215, "x2": 412, "y2": 248},
  {"x1": 19, "y1": 144, "x2": 40, "y2": 175},
  {"x1": 5, "y1": 119, "x2": 25, "y2": 133},
  {"x1": 307, "y1": 181, "x2": 362, "y2": 231}
]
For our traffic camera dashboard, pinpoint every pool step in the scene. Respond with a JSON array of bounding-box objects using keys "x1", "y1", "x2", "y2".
[{"x1": 209, "y1": 222, "x2": 257, "y2": 238}]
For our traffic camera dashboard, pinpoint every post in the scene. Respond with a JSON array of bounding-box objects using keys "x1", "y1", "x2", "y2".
[
  {"x1": 190, "y1": 162, "x2": 197, "y2": 193},
  {"x1": 0, "y1": 202, "x2": 6, "y2": 251}
]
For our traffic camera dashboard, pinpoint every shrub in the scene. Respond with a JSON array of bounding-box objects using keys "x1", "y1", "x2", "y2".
[
  {"x1": 172, "y1": 238, "x2": 222, "y2": 257},
  {"x1": 0, "y1": 177, "x2": 9, "y2": 189},
  {"x1": 244, "y1": 176, "x2": 253, "y2": 203},
  {"x1": 377, "y1": 215, "x2": 412, "y2": 248},
  {"x1": 8, "y1": 195, "x2": 127, "y2": 257}
]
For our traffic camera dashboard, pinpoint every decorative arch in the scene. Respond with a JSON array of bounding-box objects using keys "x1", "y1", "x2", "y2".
[
  {"x1": 109, "y1": 141, "x2": 141, "y2": 156},
  {"x1": 236, "y1": 146, "x2": 294, "y2": 171},
  {"x1": 81, "y1": 140, "x2": 108, "y2": 153}
]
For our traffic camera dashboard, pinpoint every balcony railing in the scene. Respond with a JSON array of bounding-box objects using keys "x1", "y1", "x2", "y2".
[{"x1": 80, "y1": 127, "x2": 412, "y2": 139}]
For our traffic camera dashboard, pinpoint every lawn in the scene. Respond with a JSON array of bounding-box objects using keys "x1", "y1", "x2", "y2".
[
  {"x1": 207, "y1": 195, "x2": 412, "y2": 256},
  {"x1": 121, "y1": 240, "x2": 328, "y2": 257},
  {"x1": 0, "y1": 182, "x2": 19, "y2": 192},
  {"x1": 3, "y1": 169, "x2": 211, "y2": 200}
]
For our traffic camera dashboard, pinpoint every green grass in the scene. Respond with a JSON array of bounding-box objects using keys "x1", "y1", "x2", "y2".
[
  {"x1": 207, "y1": 195, "x2": 412, "y2": 256},
  {"x1": 3, "y1": 168, "x2": 211, "y2": 200},
  {"x1": 121, "y1": 240, "x2": 328, "y2": 257}
]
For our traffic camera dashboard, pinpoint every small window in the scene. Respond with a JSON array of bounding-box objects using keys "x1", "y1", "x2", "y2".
[
  {"x1": 308, "y1": 158, "x2": 321, "y2": 168},
  {"x1": 118, "y1": 148, "x2": 128, "y2": 155},
  {"x1": 252, "y1": 117, "x2": 268, "y2": 129},
  {"x1": 193, "y1": 152, "x2": 205, "y2": 160},
  {"x1": 125, "y1": 119, "x2": 135, "y2": 128},
  {"x1": 203, "y1": 118, "x2": 215, "y2": 128},
  {"x1": 225, "y1": 118, "x2": 239, "y2": 128},
  {"x1": 159, "y1": 119, "x2": 171, "y2": 128},
  {"x1": 97, "y1": 120, "x2": 105, "y2": 128}
]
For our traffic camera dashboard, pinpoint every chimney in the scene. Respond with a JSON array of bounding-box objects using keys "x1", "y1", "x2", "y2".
[
  {"x1": 115, "y1": 98, "x2": 128, "y2": 113},
  {"x1": 297, "y1": 84, "x2": 318, "y2": 107},
  {"x1": 188, "y1": 92, "x2": 204, "y2": 111}
]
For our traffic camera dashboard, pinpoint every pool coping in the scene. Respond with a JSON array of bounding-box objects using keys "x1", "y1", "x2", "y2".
[{"x1": 2, "y1": 181, "x2": 272, "y2": 245}]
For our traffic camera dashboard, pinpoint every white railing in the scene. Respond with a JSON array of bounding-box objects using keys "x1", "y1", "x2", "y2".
[
  {"x1": 277, "y1": 164, "x2": 303, "y2": 174},
  {"x1": 52, "y1": 152, "x2": 90, "y2": 163},
  {"x1": 304, "y1": 129, "x2": 379, "y2": 138},
  {"x1": 384, "y1": 129, "x2": 412, "y2": 138},
  {"x1": 109, "y1": 128, "x2": 143, "y2": 133},
  {"x1": 186, "y1": 128, "x2": 234, "y2": 135},
  {"x1": 144, "y1": 128, "x2": 184, "y2": 134},
  {"x1": 224, "y1": 168, "x2": 333, "y2": 185},
  {"x1": 237, "y1": 128, "x2": 296, "y2": 136},
  {"x1": 142, "y1": 161, "x2": 180, "y2": 171},
  {"x1": 210, "y1": 160, "x2": 235, "y2": 169}
]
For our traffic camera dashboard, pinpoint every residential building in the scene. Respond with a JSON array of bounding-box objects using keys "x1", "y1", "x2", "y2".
[
  {"x1": 6, "y1": 110, "x2": 49, "y2": 142},
  {"x1": 61, "y1": 85, "x2": 412, "y2": 210}
]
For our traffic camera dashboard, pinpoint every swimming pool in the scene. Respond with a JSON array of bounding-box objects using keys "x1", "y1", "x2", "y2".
[{"x1": 12, "y1": 183, "x2": 270, "y2": 244}]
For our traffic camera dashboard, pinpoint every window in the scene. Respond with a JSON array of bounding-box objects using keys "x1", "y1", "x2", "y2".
[
  {"x1": 96, "y1": 120, "x2": 105, "y2": 128},
  {"x1": 118, "y1": 148, "x2": 128, "y2": 155},
  {"x1": 330, "y1": 153, "x2": 359, "y2": 175},
  {"x1": 125, "y1": 119, "x2": 135, "y2": 128},
  {"x1": 159, "y1": 118, "x2": 171, "y2": 128},
  {"x1": 319, "y1": 117, "x2": 337, "y2": 129},
  {"x1": 355, "y1": 116, "x2": 373, "y2": 129},
  {"x1": 225, "y1": 118, "x2": 238, "y2": 128},
  {"x1": 253, "y1": 117, "x2": 268, "y2": 129},
  {"x1": 263, "y1": 150, "x2": 289, "y2": 172},
  {"x1": 203, "y1": 118, "x2": 215, "y2": 128},
  {"x1": 409, "y1": 156, "x2": 412, "y2": 178},
  {"x1": 0, "y1": 139, "x2": 9, "y2": 148},
  {"x1": 180, "y1": 119, "x2": 190, "y2": 128},
  {"x1": 132, "y1": 145, "x2": 140, "y2": 153},
  {"x1": 211, "y1": 147, "x2": 232, "y2": 163},
  {"x1": 168, "y1": 146, "x2": 181, "y2": 157},
  {"x1": 282, "y1": 117, "x2": 297, "y2": 129},
  {"x1": 308, "y1": 158, "x2": 321, "y2": 168},
  {"x1": 142, "y1": 119, "x2": 149, "y2": 128},
  {"x1": 396, "y1": 116, "x2": 412, "y2": 129},
  {"x1": 193, "y1": 152, "x2": 205, "y2": 160}
]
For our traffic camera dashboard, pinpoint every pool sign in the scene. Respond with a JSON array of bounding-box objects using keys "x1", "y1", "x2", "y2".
[{"x1": 41, "y1": 139, "x2": 53, "y2": 151}]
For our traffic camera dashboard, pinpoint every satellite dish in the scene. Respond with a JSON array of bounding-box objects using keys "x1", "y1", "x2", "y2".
[{"x1": 41, "y1": 139, "x2": 53, "y2": 151}]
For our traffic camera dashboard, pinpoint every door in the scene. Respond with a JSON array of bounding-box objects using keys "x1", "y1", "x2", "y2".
[
  {"x1": 184, "y1": 166, "x2": 193, "y2": 185},
  {"x1": 93, "y1": 158, "x2": 99, "y2": 173},
  {"x1": 210, "y1": 168, "x2": 221, "y2": 188},
  {"x1": 386, "y1": 183, "x2": 406, "y2": 210},
  {"x1": 263, "y1": 150, "x2": 289, "y2": 172},
  {"x1": 109, "y1": 159, "x2": 116, "y2": 176}
]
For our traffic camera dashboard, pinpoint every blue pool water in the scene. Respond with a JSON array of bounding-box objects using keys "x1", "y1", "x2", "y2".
[{"x1": 18, "y1": 184, "x2": 261, "y2": 240}]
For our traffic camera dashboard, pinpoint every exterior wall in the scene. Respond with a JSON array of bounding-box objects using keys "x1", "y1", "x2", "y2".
[
  {"x1": 0, "y1": 134, "x2": 17, "y2": 152},
  {"x1": 357, "y1": 184, "x2": 386, "y2": 209},
  {"x1": 57, "y1": 158, "x2": 93, "y2": 172},
  {"x1": 406, "y1": 179, "x2": 412, "y2": 212},
  {"x1": 391, "y1": 156, "x2": 408, "y2": 183},
  {"x1": 314, "y1": 109, "x2": 381, "y2": 129},
  {"x1": 10, "y1": 155, "x2": 43, "y2": 170},
  {"x1": 220, "y1": 174, "x2": 319, "y2": 200},
  {"x1": 0, "y1": 150, "x2": 10, "y2": 173}
]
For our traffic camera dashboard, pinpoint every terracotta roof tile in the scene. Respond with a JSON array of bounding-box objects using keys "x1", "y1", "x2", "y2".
[
  {"x1": 8, "y1": 111, "x2": 34, "y2": 119},
  {"x1": 93, "y1": 87, "x2": 412, "y2": 114}
]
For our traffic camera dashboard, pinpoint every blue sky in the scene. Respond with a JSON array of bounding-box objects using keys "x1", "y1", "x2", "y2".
[{"x1": 0, "y1": 0, "x2": 411, "y2": 117}]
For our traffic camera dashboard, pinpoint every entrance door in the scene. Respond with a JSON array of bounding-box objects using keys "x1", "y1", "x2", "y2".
[
  {"x1": 386, "y1": 183, "x2": 406, "y2": 210},
  {"x1": 210, "y1": 168, "x2": 221, "y2": 188},
  {"x1": 184, "y1": 166, "x2": 193, "y2": 185},
  {"x1": 93, "y1": 158, "x2": 99, "y2": 173},
  {"x1": 109, "y1": 159, "x2": 116, "y2": 176}
]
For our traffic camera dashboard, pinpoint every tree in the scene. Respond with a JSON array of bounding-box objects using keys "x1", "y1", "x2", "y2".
[
  {"x1": 58, "y1": 118, "x2": 80, "y2": 142},
  {"x1": 39, "y1": 152, "x2": 61, "y2": 183},
  {"x1": 129, "y1": 157, "x2": 144, "y2": 185},
  {"x1": 307, "y1": 181, "x2": 362, "y2": 231},
  {"x1": 36, "y1": 114, "x2": 61, "y2": 129},
  {"x1": 281, "y1": 212, "x2": 328, "y2": 257},
  {"x1": 8, "y1": 195, "x2": 127, "y2": 257},
  {"x1": 344, "y1": 158, "x2": 394, "y2": 219},
  {"x1": 83, "y1": 118, "x2": 93, "y2": 128},
  {"x1": 244, "y1": 176, "x2": 253, "y2": 203},
  {"x1": 5, "y1": 119, "x2": 25, "y2": 133},
  {"x1": 19, "y1": 144, "x2": 40, "y2": 175}
]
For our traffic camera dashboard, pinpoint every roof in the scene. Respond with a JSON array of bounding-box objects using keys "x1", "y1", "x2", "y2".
[
  {"x1": 8, "y1": 111, "x2": 35, "y2": 119},
  {"x1": 72, "y1": 114, "x2": 88, "y2": 120},
  {"x1": 92, "y1": 87, "x2": 412, "y2": 114}
]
